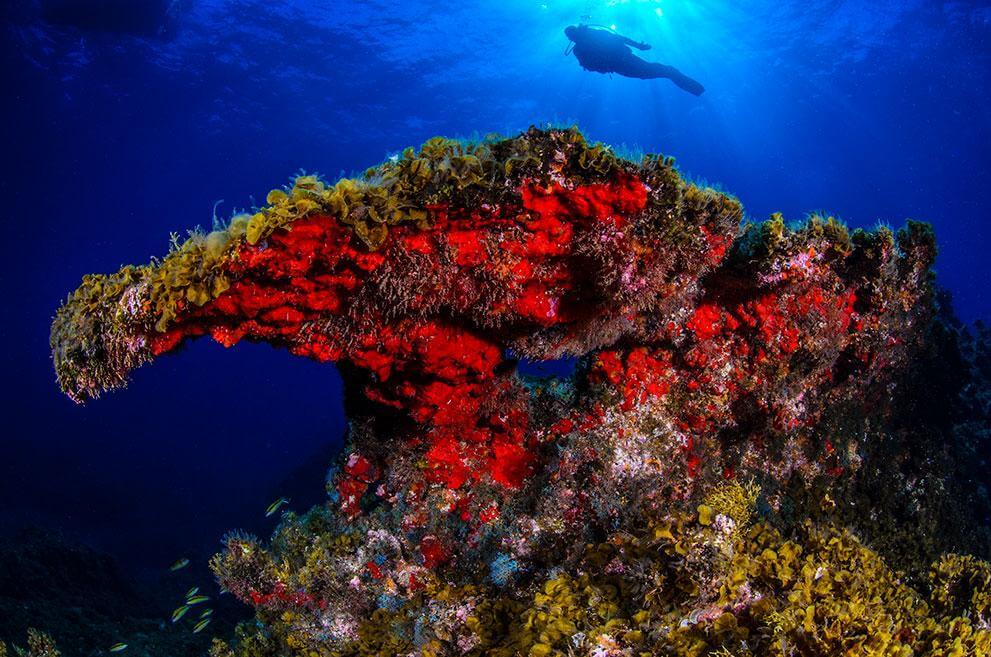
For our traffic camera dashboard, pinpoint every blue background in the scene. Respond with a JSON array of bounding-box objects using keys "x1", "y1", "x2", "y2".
[{"x1": 1, "y1": 0, "x2": 988, "y2": 581}]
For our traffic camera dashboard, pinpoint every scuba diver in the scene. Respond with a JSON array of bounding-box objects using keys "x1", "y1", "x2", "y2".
[{"x1": 564, "y1": 24, "x2": 705, "y2": 96}]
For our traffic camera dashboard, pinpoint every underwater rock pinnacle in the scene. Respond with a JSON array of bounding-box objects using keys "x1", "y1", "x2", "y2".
[{"x1": 52, "y1": 128, "x2": 991, "y2": 655}]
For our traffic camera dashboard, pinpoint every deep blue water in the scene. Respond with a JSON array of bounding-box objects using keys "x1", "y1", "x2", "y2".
[{"x1": 1, "y1": 0, "x2": 988, "y2": 584}]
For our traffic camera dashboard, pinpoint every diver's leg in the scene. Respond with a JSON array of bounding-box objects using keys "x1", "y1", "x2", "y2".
[
  {"x1": 621, "y1": 58, "x2": 706, "y2": 96},
  {"x1": 665, "y1": 67, "x2": 705, "y2": 96}
]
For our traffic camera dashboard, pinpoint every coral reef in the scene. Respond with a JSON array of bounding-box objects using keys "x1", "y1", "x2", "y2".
[{"x1": 52, "y1": 128, "x2": 991, "y2": 655}]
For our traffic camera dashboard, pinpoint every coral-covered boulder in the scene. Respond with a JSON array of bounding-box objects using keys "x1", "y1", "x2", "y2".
[{"x1": 52, "y1": 128, "x2": 991, "y2": 656}]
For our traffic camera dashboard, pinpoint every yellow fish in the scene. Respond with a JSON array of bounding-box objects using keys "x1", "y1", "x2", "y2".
[
  {"x1": 109, "y1": 643, "x2": 128, "y2": 652},
  {"x1": 169, "y1": 558, "x2": 190, "y2": 571},
  {"x1": 171, "y1": 604, "x2": 191, "y2": 623},
  {"x1": 265, "y1": 497, "x2": 289, "y2": 517},
  {"x1": 185, "y1": 586, "x2": 199, "y2": 598},
  {"x1": 200, "y1": 608, "x2": 213, "y2": 618},
  {"x1": 186, "y1": 595, "x2": 210, "y2": 605},
  {"x1": 192, "y1": 618, "x2": 211, "y2": 633}
]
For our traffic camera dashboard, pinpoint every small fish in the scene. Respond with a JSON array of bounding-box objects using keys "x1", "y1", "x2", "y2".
[
  {"x1": 171, "y1": 604, "x2": 191, "y2": 623},
  {"x1": 109, "y1": 643, "x2": 128, "y2": 653},
  {"x1": 200, "y1": 608, "x2": 213, "y2": 618},
  {"x1": 192, "y1": 618, "x2": 211, "y2": 633},
  {"x1": 185, "y1": 586, "x2": 199, "y2": 599},
  {"x1": 265, "y1": 497, "x2": 289, "y2": 517},
  {"x1": 169, "y1": 558, "x2": 190, "y2": 571},
  {"x1": 186, "y1": 595, "x2": 210, "y2": 605}
]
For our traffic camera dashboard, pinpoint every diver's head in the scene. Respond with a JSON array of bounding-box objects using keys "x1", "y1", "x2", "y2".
[{"x1": 564, "y1": 25, "x2": 579, "y2": 41}]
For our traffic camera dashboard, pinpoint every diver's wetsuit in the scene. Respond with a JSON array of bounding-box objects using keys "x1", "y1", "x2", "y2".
[{"x1": 564, "y1": 25, "x2": 705, "y2": 96}]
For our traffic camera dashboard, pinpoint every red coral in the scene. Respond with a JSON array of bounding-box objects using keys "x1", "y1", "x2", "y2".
[
  {"x1": 687, "y1": 303, "x2": 724, "y2": 341},
  {"x1": 590, "y1": 347, "x2": 673, "y2": 411},
  {"x1": 520, "y1": 172, "x2": 648, "y2": 228},
  {"x1": 419, "y1": 535, "x2": 448, "y2": 569},
  {"x1": 249, "y1": 583, "x2": 325, "y2": 611},
  {"x1": 336, "y1": 453, "x2": 380, "y2": 519}
]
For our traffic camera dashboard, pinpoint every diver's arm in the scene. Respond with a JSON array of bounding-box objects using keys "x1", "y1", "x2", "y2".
[{"x1": 618, "y1": 35, "x2": 651, "y2": 50}]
